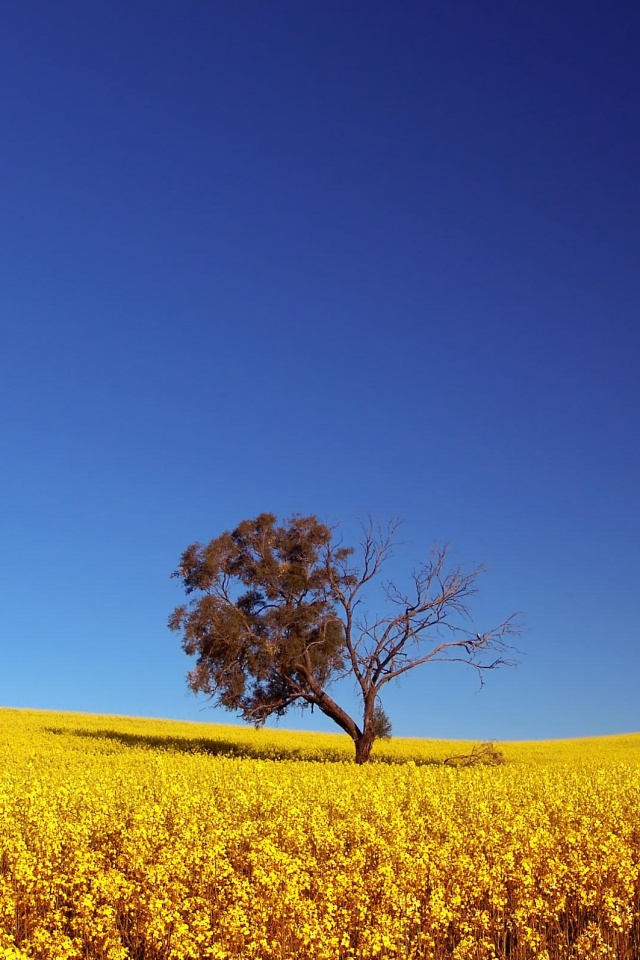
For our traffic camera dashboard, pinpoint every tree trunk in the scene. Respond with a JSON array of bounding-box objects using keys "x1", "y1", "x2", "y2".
[{"x1": 354, "y1": 732, "x2": 375, "y2": 764}]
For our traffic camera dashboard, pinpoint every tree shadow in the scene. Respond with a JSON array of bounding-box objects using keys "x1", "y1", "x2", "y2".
[
  {"x1": 45, "y1": 726, "x2": 290, "y2": 761},
  {"x1": 44, "y1": 725, "x2": 441, "y2": 765}
]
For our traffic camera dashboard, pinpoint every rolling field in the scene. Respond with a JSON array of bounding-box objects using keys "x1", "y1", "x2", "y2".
[{"x1": 1, "y1": 709, "x2": 639, "y2": 959}]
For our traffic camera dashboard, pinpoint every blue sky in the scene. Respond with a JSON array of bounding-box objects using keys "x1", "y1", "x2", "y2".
[{"x1": 2, "y1": 1, "x2": 639, "y2": 741}]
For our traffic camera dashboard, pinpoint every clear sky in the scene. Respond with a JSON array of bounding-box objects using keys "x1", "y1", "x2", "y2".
[{"x1": 2, "y1": 1, "x2": 639, "y2": 741}]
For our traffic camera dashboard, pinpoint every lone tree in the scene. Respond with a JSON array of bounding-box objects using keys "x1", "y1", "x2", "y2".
[{"x1": 169, "y1": 513, "x2": 519, "y2": 764}]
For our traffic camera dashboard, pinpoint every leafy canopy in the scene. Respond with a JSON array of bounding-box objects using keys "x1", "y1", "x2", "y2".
[{"x1": 169, "y1": 514, "x2": 350, "y2": 724}]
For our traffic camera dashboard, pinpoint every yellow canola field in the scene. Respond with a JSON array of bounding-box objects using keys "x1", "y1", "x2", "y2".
[{"x1": 1, "y1": 709, "x2": 639, "y2": 960}]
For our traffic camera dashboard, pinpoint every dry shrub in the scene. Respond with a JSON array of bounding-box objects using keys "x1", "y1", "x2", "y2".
[{"x1": 444, "y1": 741, "x2": 506, "y2": 767}]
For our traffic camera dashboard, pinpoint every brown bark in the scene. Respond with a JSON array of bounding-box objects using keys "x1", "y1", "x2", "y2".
[{"x1": 354, "y1": 732, "x2": 375, "y2": 764}]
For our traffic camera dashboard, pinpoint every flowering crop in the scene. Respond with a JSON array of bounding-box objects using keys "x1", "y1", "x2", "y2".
[{"x1": 1, "y1": 709, "x2": 639, "y2": 959}]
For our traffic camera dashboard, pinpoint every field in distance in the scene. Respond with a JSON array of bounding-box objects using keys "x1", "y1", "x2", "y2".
[{"x1": 1, "y1": 708, "x2": 639, "y2": 959}]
